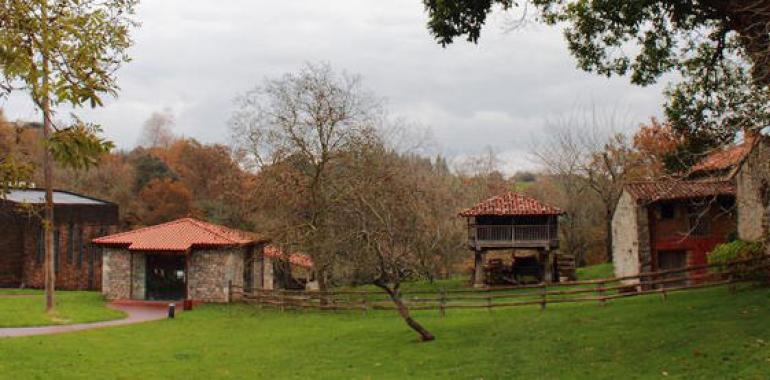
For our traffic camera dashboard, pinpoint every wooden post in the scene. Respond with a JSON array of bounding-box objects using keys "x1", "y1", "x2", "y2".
[
  {"x1": 361, "y1": 291, "x2": 368, "y2": 316},
  {"x1": 279, "y1": 289, "x2": 285, "y2": 312},
  {"x1": 473, "y1": 250, "x2": 486, "y2": 288},
  {"x1": 439, "y1": 289, "x2": 446, "y2": 317},
  {"x1": 660, "y1": 287, "x2": 668, "y2": 301},
  {"x1": 540, "y1": 283, "x2": 547, "y2": 311},
  {"x1": 543, "y1": 248, "x2": 554, "y2": 284},
  {"x1": 597, "y1": 281, "x2": 606, "y2": 307},
  {"x1": 227, "y1": 280, "x2": 232, "y2": 303}
]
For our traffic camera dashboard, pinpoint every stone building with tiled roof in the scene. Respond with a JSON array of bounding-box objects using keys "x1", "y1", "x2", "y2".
[
  {"x1": 612, "y1": 180, "x2": 737, "y2": 285},
  {"x1": 93, "y1": 218, "x2": 313, "y2": 302},
  {"x1": 611, "y1": 129, "x2": 770, "y2": 285}
]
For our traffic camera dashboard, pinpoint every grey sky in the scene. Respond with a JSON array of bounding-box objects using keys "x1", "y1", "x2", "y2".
[{"x1": 1, "y1": 1, "x2": 668, "y2": 174}]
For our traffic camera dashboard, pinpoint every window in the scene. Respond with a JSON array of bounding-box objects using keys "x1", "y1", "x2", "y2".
[
  {"x1": 36, "y1": 227, "x2": 44, "y2": 264},
  {"x1": 68, "y1": 224, "x2": 75, "y2": 264},
  {"x1": 53, "y1": 229, "x2": 60, "y2": 273},
  {"x1": 660, "y1": 203, "x2": 676, "y2": 219},
  {"x1": 77, "y1": 228, "x2": 84, "y2": 269},
  {"x1": 688, "y1": 213, "x2": 711, "y2": 236}
]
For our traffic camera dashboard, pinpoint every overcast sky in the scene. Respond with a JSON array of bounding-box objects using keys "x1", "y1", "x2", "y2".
[{"x1": 1, "y1": 1, "x2": 669, "y2": 174}]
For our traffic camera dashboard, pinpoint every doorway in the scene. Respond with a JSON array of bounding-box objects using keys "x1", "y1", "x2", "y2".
[
  {"x1": 656, "y1": 250, "x2": 688, "y2": 288},
  {"x1": 145, "y1": 254, "x2": 186, "y2": 300}
]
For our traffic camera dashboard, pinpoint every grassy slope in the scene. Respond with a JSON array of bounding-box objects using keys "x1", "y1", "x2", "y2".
[
  {"x1": 577, "y1": 263, "x2": 615, "y2": 280},
  {"x1": 1, "y1": 285, "x2": 769, "y2": 379},
  {"x1": 0, "y1": 291, "x2": 125, "y2": 328}
]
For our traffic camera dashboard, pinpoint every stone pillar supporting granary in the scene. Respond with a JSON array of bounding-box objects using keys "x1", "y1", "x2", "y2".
[
  {"x1": 459, "y1": 192, "x2": 564, "y2": 287},
  {"x1": 93, "y1": 218, "x2": 315, "y2": 303}
]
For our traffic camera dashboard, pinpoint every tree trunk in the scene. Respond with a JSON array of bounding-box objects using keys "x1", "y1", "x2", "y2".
[
  {"x1": 40, "y1": 6, "x2": 55, "y2": 313},
  {"x1": 605, "y1": 210, "x2": 613, "y2": 263},
  {"x1": 317, "y1": 269, "x2": 328, "y2": 306},
  {"x1": 376, "y1": 283, "x2": 435, "y2": 342}
]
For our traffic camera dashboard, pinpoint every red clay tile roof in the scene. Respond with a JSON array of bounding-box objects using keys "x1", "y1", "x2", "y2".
[
  {"x1": 690, "y1": 139, "x2": 755, "y2": 174},
  {"x1": 92, "y1": 218, "x2": 264, "y2": 252},
  {"x1": 459, "y1": 192, "x2": 563, "y2": 217},
  {"x1": 624, "y1": 180, "x2": 735, "y2": 202},
  {"x1": 264, "y1": 245, "x2": 314, "y2": 269}
]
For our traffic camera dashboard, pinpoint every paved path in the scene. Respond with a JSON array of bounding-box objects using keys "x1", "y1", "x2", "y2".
[{"x1": 0, "y1": 303, "x2": 170, "y2": 338}]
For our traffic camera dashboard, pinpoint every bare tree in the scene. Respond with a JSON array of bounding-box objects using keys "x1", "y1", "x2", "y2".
[
  {"x1": 230, "y1": 63, "x2": 381, "y2": 291},
  {"x1": 139, "y1": 110, "x2": 176, "y2": 148},
  {"x1": 533, "y1": 109, "x2": 641, "y2": 262},
  {"x1": 336, "y1": 145, "x2": 462, "y2": 342}
]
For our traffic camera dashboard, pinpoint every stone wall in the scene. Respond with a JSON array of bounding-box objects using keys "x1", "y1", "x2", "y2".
[
  {"x1": 737, "y1": 137, "x2": 770, "y2": 242},
  {"x1": 102, "y1": 248, "x2": 131, "y2": 300},
  {"x1": 612, "y1": 191, "x2": 641, "y2": 281},
  {"x1": 187, "y1": 248, "x2": 244, "y2": 302},
  {"x1": 637, "y1": 204, "x2": 652, "y2": 275}
]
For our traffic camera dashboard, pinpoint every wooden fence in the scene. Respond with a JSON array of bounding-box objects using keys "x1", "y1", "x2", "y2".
[{"x1": 229, "y1": 255, "x2": 770, "y2": 314}]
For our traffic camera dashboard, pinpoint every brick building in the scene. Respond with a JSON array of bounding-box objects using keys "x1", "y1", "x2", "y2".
[
  {"x1": 0, "y1": 189, "x2": 118, "y2": 289},
  {"x1": 93, "y1": 218, "x2": 313, "y2": 303}
]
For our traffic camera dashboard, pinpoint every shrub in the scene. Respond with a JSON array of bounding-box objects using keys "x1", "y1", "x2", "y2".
[{"x1": 708, "y1": 240, "x2": 767, "y2": 282}]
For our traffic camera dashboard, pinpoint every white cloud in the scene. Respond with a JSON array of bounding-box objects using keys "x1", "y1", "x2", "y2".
[{"x1": 0, "y1": 0, "x2": 668, "y2": 171}]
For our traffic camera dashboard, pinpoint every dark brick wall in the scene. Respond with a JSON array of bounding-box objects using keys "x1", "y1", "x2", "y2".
[
  {"x1": 0, "y1": 201, "x2": 117, "y2": 290},
  {"x1": 20, "y1": 221, "x2": 115, "y2": 290},
  {"x1": 0, "y1": 217, "x2": 24, "y2": 287}
]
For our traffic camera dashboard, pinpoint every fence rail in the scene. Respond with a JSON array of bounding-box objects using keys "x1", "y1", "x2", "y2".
[{"x1": 229, "y1": 255, "x2": 770, "y2": 314}]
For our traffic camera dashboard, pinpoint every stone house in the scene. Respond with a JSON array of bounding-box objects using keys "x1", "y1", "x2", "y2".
[
  {"x1": 612, "y1": 181, "x2": 736, "y2": 284},
  {"x1": 93, "y1": 218, "x2": 313, "y2": 302},
  {"x1": 0, "y1": 189, "x2": 118, "y2": 289},
  {"x1": 612, "y1": 132, "x2": 770, "y2": 284}
]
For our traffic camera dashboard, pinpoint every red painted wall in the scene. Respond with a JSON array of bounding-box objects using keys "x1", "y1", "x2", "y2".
[{"x1": 648, "y1": 197, "x2": 736, "y2": 281}]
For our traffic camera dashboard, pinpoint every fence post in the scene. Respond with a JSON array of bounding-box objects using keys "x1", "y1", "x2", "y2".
[
  {"x1": 727, "y1": 261, "x2": 737, "y2": 294},
  {"x1": 487, "y1": 294, "x2": 493, "y2": 312},
  {"x1": 439, "y1": 289, "x2": 446, "y2": 317},
  {"x1": 660, "y1": 287, "x2": 667, "y2": 301},
  {"x1": 361, "y1": 291, "x2": 368, "y2": 316},
  {"x1": 597, "y1": 281, "x2": 606, "y2": 307},
  {"x1": 279, "y1": 289, "x2": 285, "y2": 312},
  {"x1": 540, "y1": 283, "x2": 547, "y2": 311},
  {"x1": 227, "y1": 280, "x2": 233, "y2": 303}
]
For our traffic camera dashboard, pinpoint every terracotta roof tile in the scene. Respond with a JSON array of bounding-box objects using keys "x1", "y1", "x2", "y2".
[
  {"x1": 459, "y1": 192, "x2": 563, "y2": 217},
  {"x1": 624, "y1": 180, "x2": 735, "y2": 203},
  {"x1": 92, "y1": 218, "x2": 263, "y2": 252},
  {"x1": 691, "y1": 139, "x2": 755, "y2": 173},
  {"x1": 264, "y1": 245, "x2": 314, "y2": 269}
]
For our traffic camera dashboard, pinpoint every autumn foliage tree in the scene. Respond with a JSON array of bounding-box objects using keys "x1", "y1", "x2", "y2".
[{"x1": 138, "y1": 178, "x2": 196, "y2": 225}]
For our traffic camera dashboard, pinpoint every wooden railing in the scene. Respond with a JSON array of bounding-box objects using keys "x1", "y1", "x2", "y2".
[
  {"x1": 229, "y1": 255, "x2": 770, "y2": 314},
  {"x1": 470, "y1": 224, "x2": 556, "y2": 242}
]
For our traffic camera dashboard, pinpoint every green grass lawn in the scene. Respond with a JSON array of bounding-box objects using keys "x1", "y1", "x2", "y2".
[
  {"x1": 0, "y1": 291, "x2": 125, "y2": 328},
  {"x1": 577, "y1": 262, "x2": 615, "y2": 280},
  {"x1": 1, "y1": 285, "x2": 769, "y2": 379},
  {"x1": 0, "y1": 288, "x2": 42, "y2": 296}
]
